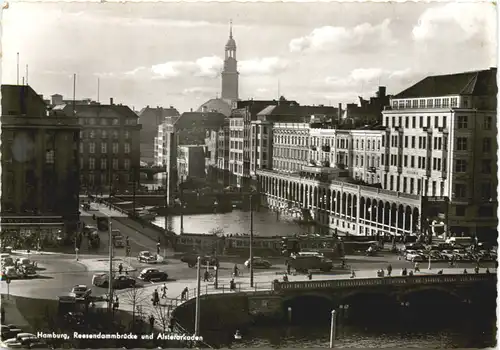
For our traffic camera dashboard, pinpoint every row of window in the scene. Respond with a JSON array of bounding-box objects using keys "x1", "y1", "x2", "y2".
[
  {"x1": 274, "y1": 135, "x2": 309, "y2": 147},
  {"x1": 79, "y1": 117, "x2": 137, "y2": 126},
  {"x1": 354, "y1": 155, "x2": 380, "y2": 168},
  {"x1": 80, "y1": 173, "x2": 130, "y2": 185},
  {"x1": 392, "y1": 97, "x2": 459, "y2": 110},
  {"x1": 274, "y1": 147, "x2": 308, "y2": 160},
  {"x1": 79, "y1": 142, "x2": 130, "y2": 154},
  {"x1": 230, "y1": 141, "x2": 243, "y2": 150},
  {"x1": 80, "y1": 129, "x2": 130, "y2": 139},
  {"x1": 385, "y1": 114, "x2": 493, "y2": 130},
  {"x1": 81, "y1": 158, "x2": 131, "y2": 170}
]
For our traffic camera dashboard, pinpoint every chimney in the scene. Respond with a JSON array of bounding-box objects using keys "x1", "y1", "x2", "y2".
[
  {"x1": 337, "y1": 103, "x2": 342, "y2": 122},
  {"x1": 378, "y1": 86, "x2": 386, "y2": 98},
  {"x1": 110, "y1": 97, "x2": 114, "y2": 105},
  {"x1": 190, "y1": 108, "x2": 193, "y2": 112}
]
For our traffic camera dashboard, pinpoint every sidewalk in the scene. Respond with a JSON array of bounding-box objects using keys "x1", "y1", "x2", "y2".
[{"x1": 80, "y1": 203, "x2": 128, "y2": 218}]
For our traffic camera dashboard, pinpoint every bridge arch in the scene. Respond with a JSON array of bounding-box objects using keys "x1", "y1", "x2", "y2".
[{"x1": 282, "y1": 293, "x2": 334, "y2": 324}]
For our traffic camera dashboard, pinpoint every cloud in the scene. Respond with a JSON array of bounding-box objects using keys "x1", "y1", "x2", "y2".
[
  {"x1": 151, "y1": 56, "x2": 223, "y2": 79},
  {"x1": 129, "y1": 56, "x2": 290, "y2": 80},
  {"x1": 289, "y1": 19, "x2": 395, "y2": 53},
  {"x1": 412, "y1": 3, "x2": 496, "y2": 45},
  {"x1": 239, "y1": 57, "x2": 290, "y2": 76},
  {"x1": 324, "y1": 68, "x2": 419, "y2": 89}
]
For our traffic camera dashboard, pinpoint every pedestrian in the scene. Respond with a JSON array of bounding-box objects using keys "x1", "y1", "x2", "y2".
[
  {"x1": 474, "y1": 265, "x2": 480, "y2": 274},
  {"x1": 113, "y1": 296, "x2": 119, "y2": 309},
  {"x1": 307, "y1": 271, "x2": 312, "y2": 280},
  {"x1": 283, "y1": 273, "x2": 289, "y2": 282},
  {"x1": 350, "y1": 270, "x2": 356, "y2": 278},
  {"x1": 161, "y1": 283, "x2": 168, "y2": 298},
  {"x1": 156, "y1": 243, "x2": 161, "y2": 255},
  {"x1": 414, "y1": 262, "x2": 420, "y2": 273},
  {"x1": 387, "y1": 264, "x2": 392, "y2": 276},
  {"x1": 463, "y1": 269, "x2": 468, "y2": 274},
  {"x1": 233, "y1": 264, "x2": 239, "y2": 277},
  {"x1": 118, "y1": 263, "x2": 123, "y2": 274},
  {"x1": 182, "y1": 287, "x2": 189, "y2": 300},
  {"x1": 149, "y1": 315, "x2": 155, "y2": 332},
  {"x1": 152, "y1": 289, "x2": 159, "y2": 306},
  {"x1": 203, "y1": 270, "x2": 210, "y2": 282}
]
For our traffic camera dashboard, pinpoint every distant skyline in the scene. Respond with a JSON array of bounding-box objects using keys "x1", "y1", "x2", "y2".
[{"x1": 2, "y1": 2, "x2": 496, "y2": 113}]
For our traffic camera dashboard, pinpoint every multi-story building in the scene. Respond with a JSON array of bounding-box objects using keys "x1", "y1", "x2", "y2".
[
  {"x1": 139, "y1": 106, "x2": 180, "y2": 165},
  {"x1": 177, "y1": 146, "x2": 206, "y2": 182},
  {"x1": 234, "y1": 100, "x2": 335, "y2": 188},
  {"x1": 382, "y1": 67, "x2": 497, "y2": 240},
  {"x1": 250, "y1": 68, "x2": 497, "y2": 241},
  {"x1": 342, "y1": 86, "x2": 391, "y2": 126},
  {"x1": 204, "y1": 129, "x2": 220, "y2": 183},
  {"x1": 217, "y1": 119, "x2": 230, "y2": 186},
  {"x1": 54, "y1": 98, "x2": 141, "y2": 194},
  {"x1": 1, "y1": 85, "x2": 80, "y2": 239},
  {"x1": 159, "y1": 111, "x2": 227, "y2": 200}
]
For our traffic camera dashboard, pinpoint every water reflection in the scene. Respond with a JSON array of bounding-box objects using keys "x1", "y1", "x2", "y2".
[{"x1": 153, "y1": 209, "x2": 311, "y2": 237}]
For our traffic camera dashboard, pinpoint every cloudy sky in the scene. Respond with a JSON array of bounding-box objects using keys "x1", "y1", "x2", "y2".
[{"x1": 2, "y1": 2, "x2": 496, "y2": 113}]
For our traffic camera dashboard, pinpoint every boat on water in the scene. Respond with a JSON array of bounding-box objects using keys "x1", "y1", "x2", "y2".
[{"x1": 234, "y1": 330, "x2": 242, "y2": 340}]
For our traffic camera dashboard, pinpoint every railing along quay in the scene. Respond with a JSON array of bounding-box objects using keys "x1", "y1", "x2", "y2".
[{"x1": 273, "y1": 273, "x2": 495, "y2": 291}]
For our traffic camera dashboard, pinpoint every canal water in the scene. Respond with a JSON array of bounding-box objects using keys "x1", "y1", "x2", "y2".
[
  {"x1": 152, "y1": 209, "x2": 309, "y2": 236},
  {"x1": 204, "y1": 303, "x2": 496, "y2": 348}
]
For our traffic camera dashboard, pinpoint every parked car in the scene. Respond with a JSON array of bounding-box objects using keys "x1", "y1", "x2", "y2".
[
  {"x1": 428, "y1": 251, "x2": 444, "y2": 260},
  {"x1": 138, "y1": 268, "x2": 168, "y2": 282},
  {"x1": 18, "y1": 265, "x2": 37, "y2": 278},
  {"x1": 92, "y1": 273, "x2": 137, "y2": 289},
  {"x1": 181, "y1": 254, "x2": 219, "y2": 268},
  {"x1": 244, "y1": 257, "x2": 272, "y2": 269},
  {"x1": 440, "y1": 250, "x2": 456, "y2": 260},
  {"x1": 1, "y1": 256, "x2": 14, "y2": 268},
  {"x1": 2, "y1": 338, "x2": 23, "y2": 348},
  {"x1": 15, "y1": 333, "x2": 38, "y2": 347},
  {"x1": 70, "y1": 285, "x2": 92, "y2": 298},
  {"x1": 15, "y1": 258, "x2": 36, "y2": 269},
  {"x1": 138, "y1": 251, "x2": 157, "y2": 264},
  {"x1": 405, "y1": 250, "x2": 422, "y2": 261},
  {"x1": 113, "y1": 235, "x2": 125, "y2": 248},
  {"x1": 1, "y1": 266, "x2": 20, "y2": 280}
]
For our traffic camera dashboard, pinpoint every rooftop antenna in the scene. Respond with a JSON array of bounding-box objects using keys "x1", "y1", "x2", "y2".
[
  {"x1": 16, "y1": 52, "x2": 19, "y2": 85},
  {"x1": 97, "y1": 77, "x2": 100, "y2": 103},
  {"x1": 73, "y1": 74, "x2": 77, "y2": 116},
  {"x1": 26, "y1": 64, "x2": 29, "y2": 86},
  {"x1": 278, "y1": 79, "x2": 281, "y2": 99}
]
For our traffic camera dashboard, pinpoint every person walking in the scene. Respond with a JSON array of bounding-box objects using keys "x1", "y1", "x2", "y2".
[
  {"x1": 387, "y1": 264, "x2": 392, "y2": 276},
  {"x1": 161, "y1": 283, "x2": 168, "y2": 298},
  {"x1": 414, "y1": 262, "x2": 420, "y2": 273},
  {"x1": 152, "y1": 289, "x2": 159, "y2": 306},
  {"x1": 118, "y1": 263, "x2": 123, "y2": 274},
  {"x1": 149, "y1": 315, "x2": 155, "y2": 332}
]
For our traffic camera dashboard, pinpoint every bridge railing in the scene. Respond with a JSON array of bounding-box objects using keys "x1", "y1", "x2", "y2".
[{"x1": 272, "y1": 273, "x2": 495, "y2": 291}]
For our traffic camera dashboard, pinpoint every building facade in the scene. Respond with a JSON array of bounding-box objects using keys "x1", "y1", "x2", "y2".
[
  {"x1": 139, "y1": 106, "x2": 180, "y2": 165},
  {"x1": 55, "y1": 98, "x2": 142, "y2": 194},
  {"x1": 177, "y1": 146, "x2": 206, "y2": 182},
  {"x1": 1, "y1": 85, "x2": 80, "y2": 239},
  {"x1": 217, "y1": 119, "x2": 230, "y2": 186},
  {"x1": 382, "y1": 68, "x2": 497, "y2": 239}
]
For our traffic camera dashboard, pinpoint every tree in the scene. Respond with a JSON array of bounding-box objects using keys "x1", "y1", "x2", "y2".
[
  {"x1": 152, "y1": 302, "x2": 171, "y2": 333},
  {"x1": 209, "y1": 227, "x2": 224, "y2": 236},
  {"x1": 124, "y1": 286, "x2": 148, "y2": 331}
]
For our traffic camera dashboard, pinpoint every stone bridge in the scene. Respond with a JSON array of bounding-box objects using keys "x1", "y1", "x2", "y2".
[{"x1": 171, "y1": 272, "x2": 496, "y2": 333}]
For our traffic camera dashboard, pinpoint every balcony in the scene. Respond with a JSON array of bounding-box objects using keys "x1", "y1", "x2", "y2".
[
  {"x1": 367, "y1": 166, "x2": 377, "y2": 173},
  {"x1": 310, "y1": 146, "x2": 317, "y2": 151},
  {"x1": 321, "y1": 145, "x2": 331, "y2": 152}
]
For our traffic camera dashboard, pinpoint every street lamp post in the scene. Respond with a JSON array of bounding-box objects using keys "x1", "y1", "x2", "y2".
[
  {"x1": 108, "y1": 217, "x2": 114, "y2": 311},
  {"x1": 250, "y1": 193, "x2": 254, "y2": 288},
  {"x1": 194, "y1": 256, "x2": 201, "y2": 336},
  {"x1": 329, "y1": 310, "x2": 337, "y2": 348},
  {"x1": 180, "y1": 185, "x2": 184, "y2": 235}
]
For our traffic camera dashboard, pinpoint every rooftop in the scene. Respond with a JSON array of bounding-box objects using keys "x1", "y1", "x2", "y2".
[{"x1": 394, "y1": 68, "x2": 497, "y2": 99}]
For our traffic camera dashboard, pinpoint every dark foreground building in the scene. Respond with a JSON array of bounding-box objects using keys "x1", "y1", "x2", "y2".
[{"x1": 1, "y1": 85, "x2": 80, "y2": 243}]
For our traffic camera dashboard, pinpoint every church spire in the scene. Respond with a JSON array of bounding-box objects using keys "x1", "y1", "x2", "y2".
[{"x1": 229, "y1": 19, "x2": 233, "y2": 39}]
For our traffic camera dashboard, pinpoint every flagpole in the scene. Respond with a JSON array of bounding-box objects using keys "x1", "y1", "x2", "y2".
[{"x1": 16, "y1": 53, "x2": 19, "y2": 85}]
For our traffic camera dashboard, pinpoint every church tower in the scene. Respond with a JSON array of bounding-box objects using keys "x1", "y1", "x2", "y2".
[{"x1": 221, "y1": 20, "x2": 239, "y2": 105}]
